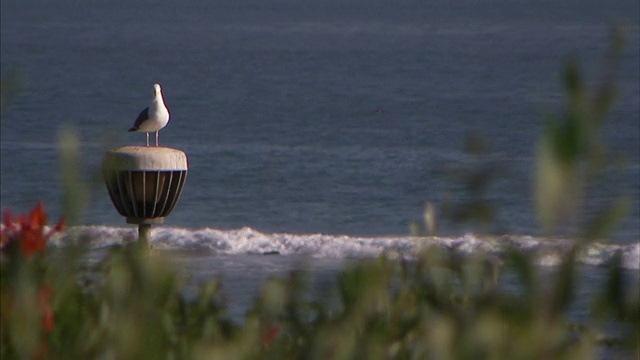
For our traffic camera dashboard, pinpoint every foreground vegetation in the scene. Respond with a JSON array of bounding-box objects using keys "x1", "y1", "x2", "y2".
[
  {"x1": 1, "y1": 30, "x2": 638, "y2": 359},
  {"x1": 1, "y1": 204, "x2": 638, "y2": 359}
]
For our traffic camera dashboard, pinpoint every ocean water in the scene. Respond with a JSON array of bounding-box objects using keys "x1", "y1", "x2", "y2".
[{"x1": 1, "y1": 0, "x2": 639, "y2": 322}]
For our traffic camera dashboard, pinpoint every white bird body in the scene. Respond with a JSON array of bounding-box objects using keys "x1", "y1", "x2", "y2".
[{"x1": 129, "y1": 83, "x2": 170, "y2": 146}]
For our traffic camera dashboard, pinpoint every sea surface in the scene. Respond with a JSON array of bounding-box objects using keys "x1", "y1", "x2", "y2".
[{"x1": 1, "y1": 0, "x2": 639, "y2": 328}]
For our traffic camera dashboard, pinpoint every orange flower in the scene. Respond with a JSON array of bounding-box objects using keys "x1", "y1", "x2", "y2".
[
  {"x1": 0, "y1": 202, "x2": 65, "y2": 259},
  {"x1": 20, "y1": 203, "x2": 48, "y2": 257}
]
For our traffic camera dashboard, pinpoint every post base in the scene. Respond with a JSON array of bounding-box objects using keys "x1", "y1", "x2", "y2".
[{"x1": 137, "y1": 224, "x2": 153, "y2": 249}]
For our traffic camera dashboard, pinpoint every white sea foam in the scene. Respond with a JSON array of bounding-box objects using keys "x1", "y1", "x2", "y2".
[{"x1": 45, "y1": 226, "x2": 640, "y2": 270}]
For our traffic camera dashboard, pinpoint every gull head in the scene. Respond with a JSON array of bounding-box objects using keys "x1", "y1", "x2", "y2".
[{"x1": 153, "y1": 83, "x2": 162, "y2": 97}]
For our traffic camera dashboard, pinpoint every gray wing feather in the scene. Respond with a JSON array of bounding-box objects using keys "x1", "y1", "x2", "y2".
[{"x1": 129, "y1": 107, "x2": 150, "y2": 132}]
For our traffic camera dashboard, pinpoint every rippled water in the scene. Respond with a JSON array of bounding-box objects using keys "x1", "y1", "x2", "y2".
[{"x1": 2, "y1": 0, "x2": 639, "y2": 241}]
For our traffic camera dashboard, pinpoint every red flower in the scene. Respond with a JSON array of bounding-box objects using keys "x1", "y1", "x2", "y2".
[
  {"x1": 39, "y1": 286, "x2": 55, "y2": 333},
  {"x1": 1, "y1": 210, "x2": 18, "y2": 247},
  {"x1": 0, "y1": 202, "x2": 65, "y2": 259},
  {"x1": 263, "y1": 326, "x2": 280, "y2": 346}
]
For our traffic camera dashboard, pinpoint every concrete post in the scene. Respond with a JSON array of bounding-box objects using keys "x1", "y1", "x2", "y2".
[
  {"x1": 103, "y1": 146, "x2": 188, "y2": 248},
  {"x1": 138, "y1": 224, "x2": 152, "y2": 249}
]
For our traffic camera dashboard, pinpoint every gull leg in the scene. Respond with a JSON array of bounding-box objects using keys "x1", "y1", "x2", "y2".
[
  {"x1": 146, "y1": 132, "x2": 150, "y2": 147},
  {"x1": 155, "y1": 131, "x2": 159, "y2": 147}
]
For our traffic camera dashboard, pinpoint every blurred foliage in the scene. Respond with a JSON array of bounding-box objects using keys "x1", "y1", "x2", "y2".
[
  {"x1": 57, "y1": 128, "x2": 89, "y2": 227},
  {"x1": 534, "y1": 27, "x2": 631, "y2": 238},
  {"x1": 411, "y1": 134, "x2": 501, "y2": 237},
  {"x1": 1, "y1": 209, "x2": 638, "y2": 359},
  {"x1": 444, "y1": 134, "x2": 500, "y2": 230},
  {"x1": 1, "y1": 28, "x2": 638, "y2": 359},
  {"x1": 413, "y1": 27, "x2": 633, "y2": 242},
  {"x1": 0, "y1": 69, "x2": 22, "y2": 110}
]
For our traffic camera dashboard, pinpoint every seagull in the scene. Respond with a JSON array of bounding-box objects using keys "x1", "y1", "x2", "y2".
[{"x1": 129, "y1": 83, "x2": 170, "y2": 147}]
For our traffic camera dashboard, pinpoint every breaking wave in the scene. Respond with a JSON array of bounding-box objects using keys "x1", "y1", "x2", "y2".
[{"x1": 48, "y1": 226, "x2": 640, "y2": 270}]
